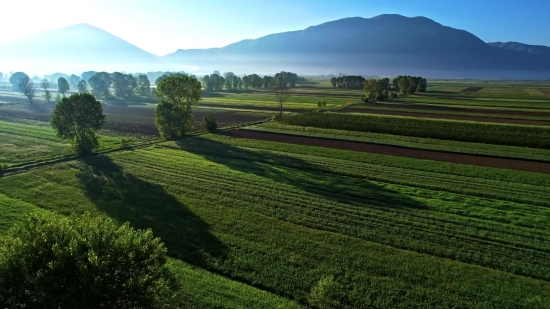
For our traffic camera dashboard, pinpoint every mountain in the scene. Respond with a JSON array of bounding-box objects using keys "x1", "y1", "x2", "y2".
[
  {"x1": 164, "y1": 14, "x2": 550, "y2": 78},
  {"x1": 0, "y1": 24, "x2": 170, "y2": 73},
  {"x1": 489, "y1": 41, "x2": 550, "y2": 56}
]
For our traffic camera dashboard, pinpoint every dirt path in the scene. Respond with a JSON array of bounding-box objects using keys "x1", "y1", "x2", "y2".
[
  {"x1": 222, "y1": 130, "x2": 550, "y2": 174},
  {"x1": 343, "y1": 108, "x2": 550, "y2": 126}
]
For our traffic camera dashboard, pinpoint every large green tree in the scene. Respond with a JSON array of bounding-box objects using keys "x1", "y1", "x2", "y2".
[
  {"x1": 136, "y1": 74, "x2": 151, "y2": 96},
  {"x1": 57, "y1": 77, "x2": 70, "y2": 97},
  {"x1": 9, "y1": 72, "x2": 29, "y2": 91},
  {"x1": 0, "y1": 212, "x2": 176, "y2": 308},
  {"x1": 112, "y1": 72, "x2": 137, "y2": 98},
  {"x1": 155, "y1": 75, "x2": 202, "y2": 138},
  {"x1": 50, "y1": 93, "x2": 106, "y2": 154},
  {"x1": 69, "y1": 74, "x2": 81, "y2": 88},
  {"x1": 77, "y1": 80, "x2": 88, "y2": 94},
  {"x1": 88, "y1": 72, "x2": 111, "y2": 99}
]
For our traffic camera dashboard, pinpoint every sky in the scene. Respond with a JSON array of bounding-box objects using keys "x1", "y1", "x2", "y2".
[{"x1": 1, "y1": 0, "x2": 549, "y2": 56}]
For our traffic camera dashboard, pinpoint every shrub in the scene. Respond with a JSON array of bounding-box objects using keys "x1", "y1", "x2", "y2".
[
  {"x1": 317, "y1": 99, "x2": 328, "y2": 108},
  {"x1": 0, "y1": 212, "x2": 177, "y2": 308},
  {"x1": 308, "y1": 275, "x2": 343, "y2": 309},
  {"x1": 202, "y1": 114, "x2": 218, "y2": 132}
]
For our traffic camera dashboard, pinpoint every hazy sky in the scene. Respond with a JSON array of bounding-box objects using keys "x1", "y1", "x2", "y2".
[{"x1": 2, "y1": 0, "x2": 549, "y2": 56}]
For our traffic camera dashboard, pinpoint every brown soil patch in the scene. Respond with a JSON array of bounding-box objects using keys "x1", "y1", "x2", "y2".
[
  {"x1": 200, "y1": 103, "x2": 308, "y2": 113},
  {"x1": 0, "y1": 102, "x2": 269, "y2": 136},
  {"x1": 539, "y1": 89, "x2": 550, "y2": 95},
  {"x1": 223, "y1": 130, "x2": 550, "y2": 174},
  {"x1": 344, "y1": 109, "x2": 550, "y2": 126},
  {"x1": 461, "y1": 87, "x2": 484, "y2": 93}
]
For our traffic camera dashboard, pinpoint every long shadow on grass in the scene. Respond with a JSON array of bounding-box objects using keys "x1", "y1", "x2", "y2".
[
  {"x1": 76, "y1": 155, "x2": 227, "y2": 267},
  {"x1": 171, "y1": 135, "x2": 426, "y2": 211}
]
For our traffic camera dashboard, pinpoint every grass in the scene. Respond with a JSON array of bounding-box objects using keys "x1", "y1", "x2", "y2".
[
  {"x1": 396, "y1": 94, "x2": 550, "y2": 110},
  {"x1": 281, "y1": 112, "x2": 550, "y2": 148},
  {"x1": 247, "y1": 122, "x2": 550, "y2": 161},
  {"x1": 0, "y1": 134, "x2": 549, "y2": 307},
  {"x1": 0, "y1": 119, "x2": 156, "y2": 165}
]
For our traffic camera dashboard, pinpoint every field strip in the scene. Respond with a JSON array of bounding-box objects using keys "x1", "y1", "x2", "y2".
[
  {"x1": 341, "y1": 108, "x2": 550, "y2": 126},
  {"x1": 221, "y1": 130, "x2": 550, "y2": 173}
]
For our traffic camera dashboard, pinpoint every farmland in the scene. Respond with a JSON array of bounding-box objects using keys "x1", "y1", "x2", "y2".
[{"x1": 1, "y1": 79, "x2": 550, "y2": 308}]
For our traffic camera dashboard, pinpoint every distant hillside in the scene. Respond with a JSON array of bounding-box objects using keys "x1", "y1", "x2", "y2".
[
  {"x1": 165, "y1": 14, "x2": 550, "y2": 78},
  {"x1": 489, "y1": 41, "x2": 550, "y2": 56},
  {"x1": 0, "y1": 24, "x2": 169, "y2": 73}
]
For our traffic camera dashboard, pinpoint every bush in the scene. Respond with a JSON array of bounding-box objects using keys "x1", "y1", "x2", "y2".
[
  {"x1": 308, "y1": 275, "x2": 343, "y2": 309},
  {"x1": 0, "y1": 212, "x2": 177, "y2": 308},
  {"x1": 0, "y1": 163, "x2": 7, "y2": 171},
  {"x1": 202, "y1": 114, "x2": 218, "y2": 132},
  {"x1": 317, "y1": 99, "x2": 328, "y2": 108}
]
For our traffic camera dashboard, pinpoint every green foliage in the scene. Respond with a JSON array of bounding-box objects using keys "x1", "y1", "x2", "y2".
[
  {"x1": 57, "y1": 77, "x2": 70, "y2": 96},
  {"x1": 364, "y1": 78, "x2": 389, "y2": 102},
  {"x1": 317, "y1": 99, "x2": 328, "y2": 108},
  {"x1": 155, "y1": 75, "x2": 202, "y2": 138},
  {"x1": 112, "y1": 72, "x2": 137, "y2": 98},
  {"x1": 77, "y1": 79, "x2": 88, "y2": 94},
  {"x1": 50, "y1": 93, "x2": 106, "y2": 154},
  {"x1": 54, "y1": 92, "x2": 62, "y2": 103},
  {"x1": 0, "y1": 163, "x2": 7, "y2": 170},
  {"x1": 308, "y1": 275, "x2": 343, "y2": 309},
  {"x1": 282, "y1": 112, "x2": 550, "y2": 148},
  {"x1": 393, "y1": 75, "x2": 427, "y2": 94},
  {"x1": 202, "y1": 115, "x2": 218, "y2": 132},
  {"x1": 331, "y1": 76, "x2": 365, "y2": 89},
  {"x1": 137, "y1": 74, "x2": 151, "y2": 96},
  {"x1": 43, "y1": 90, "x2": 52, "y2": 103},
  {"x1": 0, "y1": 212, "x2": 176, "y2": 308},
  {"x1": 88, "y1": 72, "x2": 112, "y2": 99},
  {"x1": 8, "y1": 72, "x2": 28, "y2": 91},
  {"x1": 69, "y1": 74, "x2": 81, "y2": 88}
]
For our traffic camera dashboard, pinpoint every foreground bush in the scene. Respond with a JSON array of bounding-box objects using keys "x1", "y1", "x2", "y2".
[{"x1": 0, "y1": 212, "x2": 177, "y2": 308}]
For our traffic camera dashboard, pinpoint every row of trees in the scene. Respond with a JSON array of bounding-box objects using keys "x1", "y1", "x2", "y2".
[
  {"x1": 393, "y1": 76, "x2": 427, "y2": 94},
  {"x1": 330, "y1": 76, "x2": 366, "y2": 89},
  {"x1": 363, "y1": 76, "x2": 427, "y2": 102}
]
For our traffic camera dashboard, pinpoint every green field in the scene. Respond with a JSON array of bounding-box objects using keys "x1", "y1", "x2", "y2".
[
  {"x1": 247, "y1": 122, "x2": 550, "y2": 161},
  {"x1": 1, "y1": 134, "x2": 550, "y2": 307},
  {"x1": 2, "y1": 79, "x2": 550, "y2": 307}
]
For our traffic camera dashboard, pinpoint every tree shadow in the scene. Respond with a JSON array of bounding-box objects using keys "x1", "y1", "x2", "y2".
[
  {"x1": 171, "y1": 135, "x2": 426, "y2": 211},
  {"x1": 76, "y1": 155, "x2": 227, "y2": 267}
]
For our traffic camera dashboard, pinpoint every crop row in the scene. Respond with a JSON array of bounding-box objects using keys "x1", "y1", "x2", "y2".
[
  {"x1": 282, "y1": 112, "x2": 550, "y2": 148},
  {"x1": 248, "y1": 122, "x2": 550, "y2": 162},
  {"x1": 1, "y1": 156, "x2": 549, "y2": 308}
]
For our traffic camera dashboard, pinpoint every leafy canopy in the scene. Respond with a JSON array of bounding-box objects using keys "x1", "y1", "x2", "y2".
[
  {"x1": 57, "y1": 77, "x2": 70, "y2": 95},
  {"x1": 155, "y1": 75, "x2": 202, "y2": 138},
  {"x1": 50, "y1": 93, "x2": 106, "y2": 154},
  {"x1": 0, "y1": 212, "x2": 176, "y2": 309}
]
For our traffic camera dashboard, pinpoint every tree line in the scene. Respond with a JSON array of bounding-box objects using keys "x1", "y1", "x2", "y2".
[
  {"x1": 330, "y1": 76, "x2": 366, "y2": 89},
  {"x1": 363, "y1": 76, "x2": 428, "y2": 102}
]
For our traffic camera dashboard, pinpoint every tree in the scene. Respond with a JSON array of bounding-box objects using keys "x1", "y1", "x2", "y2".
[
  {"x1": 397, "y1": 78, "x2": 410, "y2": 96},
  {"x1": 273, "y1": 78, "x2": 291, "y2": 119},
  {"x1": 69, "y1": 74, "x2": 81, "y2": 88},
  {"x1": 364, "y1": 79, "x2": 389, "y2": 102},
  {"x1": 317, "y1": 99, "x2": 327, "y2": 108},
  {"x1": 202, "y1": 115, "x2": 217, "y2": 132},
  {"x1": 17, "y1": 75, "x2": 36, "y2": 103},
  {"x1": 9, "y1": 72, "x2": 29, "y2": 91},
  {"x1": 57, "y1": 77, "x2": 70, "y2": 97},
  {"x1": 242, "y1": 75, "x2": 250, "y2": 88},
  {"x1": 40, "y1": 79, "x2": 50, "y2": 92},
  {"x1": 0, "y1": 212, "x2": 176, "y2": 308},
  {"x1": 88, "y1": 72, "x2": 111, "y2": 99},
  {"x1": 136, "y1": 74, "x2": 151, "y2": 96},
  {"x1": 77, "y1": 80, "x2": 88, "y2": 94},
  {"x1": 155, "y1": 75, "x2": 202, "y2": 138},
  {"x1": 81, "y1": 71, "x2": 96, "y2": 82},
  {"x1": 50, "y1": 93, "x2": 106, "y2": 154}
]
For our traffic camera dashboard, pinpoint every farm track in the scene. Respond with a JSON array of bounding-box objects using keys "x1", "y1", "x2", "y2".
[
  {"x1": 343, "y1": 108, "x2": 550, "y2": 126},
  {"x1": 222, "y1": 130, "x2": 550, "y2": 173}
]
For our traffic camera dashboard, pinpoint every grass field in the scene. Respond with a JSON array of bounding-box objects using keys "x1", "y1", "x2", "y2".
[
  {"x1": 0, "y1": 135, "x2": 549, "y2": 307},
  {"x1": 2, "y1": 79, "x2": 550, "y2": 308}
]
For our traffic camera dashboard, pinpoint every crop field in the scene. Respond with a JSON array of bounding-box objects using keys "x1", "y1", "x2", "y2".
[
  {"x1": 246, "y1": 122, "x2": 550, "y2": 162},
  {"x1": 2, "y1": 79, "x2": 550, "y2": 308},
  {"x1": 0, "y1": 134, "x2": 549, "y2": 308},
  {"x1": 281, "y1": 112, "x2": 550, "y2": 148}
]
